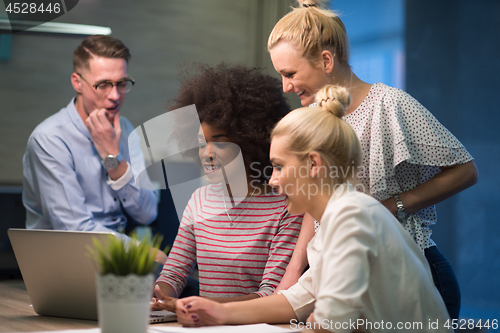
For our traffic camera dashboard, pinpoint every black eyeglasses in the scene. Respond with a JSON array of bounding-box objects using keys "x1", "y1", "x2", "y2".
[{"x1": 76, "y1": 73, "x2": 135, "y2": 95}]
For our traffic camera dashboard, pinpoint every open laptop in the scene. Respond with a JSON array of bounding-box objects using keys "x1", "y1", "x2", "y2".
[{"x1": 8, "y1": 228, "x2": 176, "y2": 323}]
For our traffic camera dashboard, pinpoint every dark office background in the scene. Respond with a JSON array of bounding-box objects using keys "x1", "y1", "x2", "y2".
[
  {"x1": 1, "y1": 0, "x2": 499, "y2": 323},
  {"x1": 405, "y1": 0, "x2": 500, "y2": 321},
  {"x1": 336, "y1": 0, "x2": 500, "y2": 321}
]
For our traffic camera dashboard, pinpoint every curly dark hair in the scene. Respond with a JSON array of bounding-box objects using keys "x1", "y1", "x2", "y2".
[{"x1": 168, "y1": 63, "x2": 290, "y2": 183}]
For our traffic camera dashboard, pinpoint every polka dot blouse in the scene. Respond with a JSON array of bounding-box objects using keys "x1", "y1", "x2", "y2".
[{"x1": 313, "y1": 83, "x2": 473, "y2": 251}]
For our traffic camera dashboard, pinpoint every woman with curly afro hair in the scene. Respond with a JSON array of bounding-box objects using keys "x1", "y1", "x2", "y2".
[{"x1": 152, "y1": 63, "x2": 303, "y2": 311}]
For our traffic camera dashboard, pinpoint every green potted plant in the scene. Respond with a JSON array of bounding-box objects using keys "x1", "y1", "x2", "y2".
[{"x1": 88, "y1": 232, "x2": 164, "y2": 333}]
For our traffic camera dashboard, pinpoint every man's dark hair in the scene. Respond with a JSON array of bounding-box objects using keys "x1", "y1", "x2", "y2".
[
  {"x1": 169, "y1": 63, "x2": 290, "y2": 183},
  {"x1": 73, "y1": 35, "x2": 130, "y2": 72}
]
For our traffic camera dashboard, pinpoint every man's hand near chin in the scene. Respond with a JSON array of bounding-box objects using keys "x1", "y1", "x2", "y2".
[
  {"x1": 85, "y1": 108, "x2": 121, "y2": 159},
  {"x1": 85, "y1": 109, "x2": 127, "y2": 180}
]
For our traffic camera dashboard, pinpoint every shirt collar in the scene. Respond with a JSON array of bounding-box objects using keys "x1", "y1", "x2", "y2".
[
  {"x1": 65, "y1": 97, "x2": 92, "y2": 140},
  {"x1": 327, "y1": 182, "x2": 357, "y2": 204}
]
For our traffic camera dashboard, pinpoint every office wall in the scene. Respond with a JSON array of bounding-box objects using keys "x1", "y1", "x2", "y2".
[
  {"x1": 0, "y1": 0, "x2": 298, "y2": 270},
  {"x1": 406, "y1": 0, "x2": 500, "y2": 319},
  {"x1": 0, "y1": 0, "x2": 297, "y2": 185},
  {"x1": 3, "y1": 0, "x2": 498, "y2": 320},
  {"x1": 333, "y1": 0, "x2": 405, "y2": 89}
]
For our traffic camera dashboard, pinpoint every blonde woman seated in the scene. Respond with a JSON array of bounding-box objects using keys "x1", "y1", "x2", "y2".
[{"x1": 173, "y1": 85, "x2": 452, "y2": 333}]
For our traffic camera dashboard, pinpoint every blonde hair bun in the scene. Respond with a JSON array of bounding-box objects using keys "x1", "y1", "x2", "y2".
[
  {"x1": 271, "y1": 84, "x2": 360, "y2": 187},
  {"x1": 268, "y1": 1, "x2": 349, "y2": 66},
  {"x1": 315, "y1": 85, "x2": 351, "y2": 118}
]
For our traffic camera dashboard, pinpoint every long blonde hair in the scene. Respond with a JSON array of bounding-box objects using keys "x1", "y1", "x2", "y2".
[
  {"x1": 268, "y1": 0, "x2": 349, "y2": 66},
  {"x1": 271, "y1": 85, "x2": 361, "y2": 185}
]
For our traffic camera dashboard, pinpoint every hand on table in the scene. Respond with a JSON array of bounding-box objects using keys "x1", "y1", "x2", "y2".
[
  {"x1": 175, "y1": 296, "x2": 227, "y2": 327},
  {"x1": 151, "y1": 285, "x2": 178, "y2": 312}
]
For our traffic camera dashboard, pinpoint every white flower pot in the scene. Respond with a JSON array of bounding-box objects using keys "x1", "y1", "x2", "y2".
[{"x1": 96, "y1": 273, "x2": 154, "y2": 333}]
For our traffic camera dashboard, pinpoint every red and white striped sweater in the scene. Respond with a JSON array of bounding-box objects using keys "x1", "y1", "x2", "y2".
[{"x1": 156, "y1": 184, "x2": 302, "y2": 297}]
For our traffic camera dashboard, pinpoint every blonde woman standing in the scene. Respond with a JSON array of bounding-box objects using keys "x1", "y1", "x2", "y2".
[
  {"x1": 173, "y1": 85, "x2": 453, "y2": 332},
  {"x1": 268, "y1": 0, "x2": 478, "y2": 321}
]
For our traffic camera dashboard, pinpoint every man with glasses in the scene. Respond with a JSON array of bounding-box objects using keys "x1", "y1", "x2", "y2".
[{"x1": 22, "y1": 35, "x2": 165, "y2": 262}]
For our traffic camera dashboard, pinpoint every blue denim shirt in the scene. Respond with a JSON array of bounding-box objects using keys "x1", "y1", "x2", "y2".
[{"x1": 22, "y1": 98, "x2": 157, "y2": 240}]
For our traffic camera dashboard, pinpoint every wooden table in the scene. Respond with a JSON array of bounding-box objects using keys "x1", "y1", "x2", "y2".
[{"x1": 0, "y1": 280, "x2": 308, "y2": 332}]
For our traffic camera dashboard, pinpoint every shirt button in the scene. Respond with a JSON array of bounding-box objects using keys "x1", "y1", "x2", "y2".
[{"x1": 114, "y1": 198, "x2": 117, "y2": 202}]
